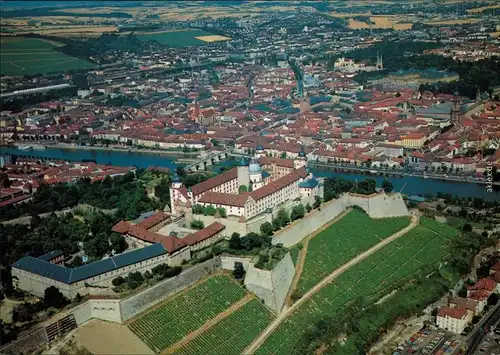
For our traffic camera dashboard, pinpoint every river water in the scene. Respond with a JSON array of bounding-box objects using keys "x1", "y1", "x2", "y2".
[{"x1": 2, "y1": 146, "x2": 499, "y2": 201}]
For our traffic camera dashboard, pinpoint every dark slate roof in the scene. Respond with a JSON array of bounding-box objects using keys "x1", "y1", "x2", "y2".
[
  {"x1": 299, "y1": 178, "x2": 319, "y2": 188},
  {"x1": 38, "y1": 250, "x2": 64, "y2": 262},
  {"x1": 12, "y1": 243, "x2": 167, "y2": 284}
]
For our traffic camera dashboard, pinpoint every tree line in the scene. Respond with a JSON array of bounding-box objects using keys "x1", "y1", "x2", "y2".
[{"x1": 0, "y1": 170, "x2": 169, "y2": 222}]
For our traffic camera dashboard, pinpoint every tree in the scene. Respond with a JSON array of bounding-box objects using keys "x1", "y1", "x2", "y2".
[
  {"x1": 272, "y1": 218, "x2": 281, "y2": 231},
  {"x1": 290, "y1": 204, "x2": 305, "y2": 221},
  {"x1": 260, "y1": 222, "x2": 274, "y2": 236},
  {"x1": 239, "y1": 185, "x2": 248, "y2": 193},
  {"x1": 382, "y1": 179, "x2": 393, "y2": 193},
  {"x1": 112, "y1": 276, "x2": 125, "y2": 287},
  {"x1": 277, "y1": 209, "x2": 290, "y2": 227},
  {"x1": 69, "y1": 255, "x2": 83, "y2": 267},
  {"x1": 488, "y1": 293, "x2": 499, "y2": 306},
  {"x1": 305, "y1": 203, "x2": 312, "y2": 213},
  {"x1": 44, "y1": 286, "x2": 69, "y2": 309},
  {"x1": 12, "y1": 302, "x2": 34, "y2": 322},
  {"x1": 233, "y1": 262, "x2": 245, "y2": 280},
  {"x1": 110, "y1": 233, "x2": 128, "y2": 254},
  {"x1": 191, "y1": 220, "x2": 204, "y2": 230},
  {"x1": 217, "y1": 207, "x2": 227, "y2": 218},
  {"x1": 229, "y1": 233, "x2": 242, "y2": 249},
  {"x1": 313, "y1": 196, "x2": 321, "y2": 209}
]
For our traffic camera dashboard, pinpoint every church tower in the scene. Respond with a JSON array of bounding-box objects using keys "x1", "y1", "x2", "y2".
[
  {"x1": 169, "y1": 174, "x2": 183, "y2": 215},
  {"x1": 376, "y1": 51, "x2": 383, "y2": 70},
  {"x1": 451, "y1": 93, "x2": 460, "y2": 125},
  {"x1": 248, "y1": 158, "x2": 264, "y2": 191}
]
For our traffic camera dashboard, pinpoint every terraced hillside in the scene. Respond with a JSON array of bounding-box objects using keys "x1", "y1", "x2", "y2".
[
  {"x1": 255, "y1": 218, "x2": 458, "y2": 355},
  {"x1": 297, "y1": 209, "x2": 411, "y2": 293},
  {"x1": 129, "y1": 275, "x2": 246, "y2": 353},
  {"x1": 173, "y1": 299, "x2": 274, "y2": 355}
]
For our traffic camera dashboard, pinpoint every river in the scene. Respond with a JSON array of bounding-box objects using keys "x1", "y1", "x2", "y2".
[{"x1": 2, "y1": 146, "x2": 499, "y2": 201}]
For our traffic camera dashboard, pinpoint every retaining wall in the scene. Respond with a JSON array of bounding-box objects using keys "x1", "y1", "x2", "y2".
[
  {"x1": 272, "y1": 197, "x2": 347, "y2": 247},
  {"x1": 272, "y1": 192, "x2": 409, "y2": 248},
  {"x1": 244, "y1": 252, "x2": 295, "y2": 313},
  {"x1": 220, "y1": 255, "x2": 254, "y2": 271},
  {"x1": 120, "y1": 257, "x2": 220, "y2": 321}
]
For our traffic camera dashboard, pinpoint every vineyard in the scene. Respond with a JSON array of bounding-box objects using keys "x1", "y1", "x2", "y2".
[
  {"x1": 256, "y1": 219, "x2": 458, "y2": 355},
  {"x1": 174, "y1": 299, "x2": 274, "y2": 355},
  {"x1": 298, "y1": 209, "x2": 411, "y2": 293},
  {"x1": 129, "y1": 275, "x2": 246, "y2": 353}
]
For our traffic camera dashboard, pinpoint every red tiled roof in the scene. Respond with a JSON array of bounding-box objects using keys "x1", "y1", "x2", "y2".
[
  {"x1": 198, "y1": 191, "x2": 250, "y2": 207},
  {"x1": 437, "y1": 307, "x2": 467, "y2": 319},
  {"x1": 191, "y1": 168, "x2": 238, "y2": 196},
  {"x1": 183, "y1": 222, "x2": 225, "y2": 246},
  {"x1": 468, "y1": 290, "x2": 489, "y2": 301},
  {"x1": 468, "y1": 278, "x2": 496, "y2": 292},
  {"x1": 258, "y1": 156, "x2": 295, "y2": 168},
  {"x1": 112, "y1": 221, "x2": 131, "y2": 234},
  {"x1": 251, "y1": 167, "x2": 307, "y2": 201},
  {"x1": 137, "y1": 211, "x2": 170, "y2": 230}
]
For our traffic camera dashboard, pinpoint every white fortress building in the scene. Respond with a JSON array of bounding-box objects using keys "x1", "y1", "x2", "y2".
[{"x1": 170, "y1": 150, "x2": 322, "y2": 223}]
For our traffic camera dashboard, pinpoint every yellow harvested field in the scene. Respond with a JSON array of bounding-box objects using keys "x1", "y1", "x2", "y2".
[
  {"x1": 74, "y1": 319, "x2": 154, "y2": 355},
  {"x1": 22, "y1": 26, "x2": 118, "y2": 37},
  {"x1": 467, "y1": 4, "x2": 500, "y2": 13},
  {"x1": 393, "y1": 23, "x2": 413, "y2": 30},
  {"x1": 348, "y1": 16, "x2": 413, "y2": 30},
  {"x1": 195, "y1": 35, "x2": 231, "y2": 42},
  {"x1": 423, "y1": 18, "x2": 483, "y2": 25}
]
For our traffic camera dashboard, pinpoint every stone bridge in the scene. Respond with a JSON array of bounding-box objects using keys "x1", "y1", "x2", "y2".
[{"x1": 185, "y1": 150, "x2": 231, "y2": 172}]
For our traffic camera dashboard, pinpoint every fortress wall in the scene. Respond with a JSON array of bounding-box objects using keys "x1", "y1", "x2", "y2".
[
  {"x1": 270, "y1": 252, "x2": 295, "y2": 312},
  {"x1": 345, "y1": 192, "x2": 409, "y2": 218},
  {"x1": 120, "y1": 257, "x2": 220, "y2": 322},
  {"x1": 88, "y1": 299, "x2": 122, "y2": 323},
  {"x1": 71, "y1": 301, "x2": 92, "y2": 325},
  {"x1": 220, "y1": 255, "x2": 254, "y2": 271},
  {"x1": 271, "y1": 197, "x2": 347, "y2": 247},
  {"x1": 244, "y1": 252, "x2": 294, "y2": 313}
]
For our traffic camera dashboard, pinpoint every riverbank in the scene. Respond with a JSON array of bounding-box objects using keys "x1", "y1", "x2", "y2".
[
  {"x1": 309, "y1": 162, "x2": 500, "y2": 186},
  {"x1": 5, "y1": 143, "x2": 201, "y2": 158},
  {"x1": 2, "y1": 145, "x2": 499, "y2": 201}
]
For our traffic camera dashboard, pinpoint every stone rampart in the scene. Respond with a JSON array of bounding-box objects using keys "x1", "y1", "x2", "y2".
[
  {"x1": 120, "y1": 257, "x2": 220, "y2": 321},
  {"x1": 244, "y1": 252, "x2": 295, "y2": 313}
]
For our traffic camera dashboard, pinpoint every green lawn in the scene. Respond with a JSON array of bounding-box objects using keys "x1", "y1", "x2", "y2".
[
  {"x1": 136, "y1": 29, "x2": 223, "y2": 47},
  {"x1": 256, "y1": 219, "x2": 458, "y2": 355},
  {"x1": 174, "y1": 299, "x2": 274, "y2": 355},
  {"x1": 129, "y1": 275, "x2": 246, "y2": 353},
  {"x1": 0, "y1": 37, "x2": 95, "y2": 76},
  {"x1": 297, "y1": 209, "x2": 411, "y2": 293}
]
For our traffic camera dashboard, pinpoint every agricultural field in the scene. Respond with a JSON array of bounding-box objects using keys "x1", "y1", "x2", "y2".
[
  {"x1": 347, "y1": 16, "x2": 413, "y2": 30},
  {"x1": 297, "y1": 209, "x2": 411, "y2": 293},
  {"x1": 423, "y1": 18, "x2": 483, "y2": 25},
  {"x1": 467, "y1": 4, "x2": 500, "y2": 13},
  {"x1": 256, "y1": 219, "x2": 458, "y2": 355},
  {"x1": 0, "y1": 37, "x2": 95, "y2": 76},
  {"x1": 174, "y1": 299, "x2": 274, "y2": 355},
  {"x1": 136, "y1": 29, "x2": 229, "y2": 47},
  {"x1": 129, "y1": 275, "x2": 246, "y2": 353}
]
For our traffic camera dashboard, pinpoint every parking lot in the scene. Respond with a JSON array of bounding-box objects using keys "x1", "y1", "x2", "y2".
[{"x1": 394, "y1": 327, "x2": 464, "y2": 355}]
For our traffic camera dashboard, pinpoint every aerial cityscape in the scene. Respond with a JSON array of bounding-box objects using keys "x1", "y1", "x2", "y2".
[{"x1": 0, "y1": 1, "x2": 500, "y2": 354}]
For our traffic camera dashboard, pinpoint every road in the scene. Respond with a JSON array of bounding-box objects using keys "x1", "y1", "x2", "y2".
[
  {"x1": 466, "y1": 303, "x2": 500, "y2": 354},
  {"x1": 244, "y1": 215, "x2": 419, "y2": 354}
]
